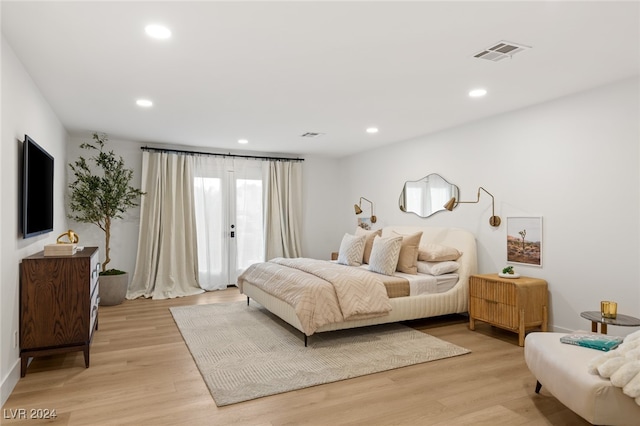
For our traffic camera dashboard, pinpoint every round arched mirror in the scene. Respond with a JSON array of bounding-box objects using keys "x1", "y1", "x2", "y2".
[{"x1": 398, "y1": 173, "x2": 459, "y2": 218}]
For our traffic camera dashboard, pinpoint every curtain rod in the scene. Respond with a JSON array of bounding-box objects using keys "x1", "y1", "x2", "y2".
[{"x1": 140, "y1": 146, "x2": 304, "y2": 162}]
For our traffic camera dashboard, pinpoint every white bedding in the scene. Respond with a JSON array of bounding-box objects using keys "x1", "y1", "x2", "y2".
[
  {"x1": 241, "y1": 226, "x2": 478, "y2": 337},
  {"x1": 397, "y1": 271, "x2": 459, "y2": 296},
  {"x1": 344, "y1": 262, "x2": 459, "y2": 296}
]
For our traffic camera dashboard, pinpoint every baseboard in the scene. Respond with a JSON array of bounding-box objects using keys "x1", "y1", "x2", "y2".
[
  {"x1": 1, "y1": 358, "x2": 20, "y2": 406},
  {"x1": 550, "y1": 324, "x2": 574, "y2": 333}
]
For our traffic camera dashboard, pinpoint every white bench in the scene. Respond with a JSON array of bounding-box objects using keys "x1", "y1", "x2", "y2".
[{"x1": 524, "y1": 332, "x2": 640, "y2": 425}]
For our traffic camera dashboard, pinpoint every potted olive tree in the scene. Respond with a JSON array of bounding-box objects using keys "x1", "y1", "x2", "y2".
[{"x1": 68, "y1": 133, "x2": 144, "y2": 305}]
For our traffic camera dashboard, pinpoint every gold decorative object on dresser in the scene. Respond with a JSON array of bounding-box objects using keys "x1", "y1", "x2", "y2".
[
  {"x1": 20, "y1": 247, "x2": 100, "y2": 376},
  {"x1": 56, "y1": 228, "x2": 79, "y2": 244},
  {"x1": 469, "y1": 273, "x2": 548, "y2": 346}
]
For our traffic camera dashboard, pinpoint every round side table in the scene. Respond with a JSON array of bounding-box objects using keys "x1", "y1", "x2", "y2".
[{"x1": 580, "y1": 311, "x2": 640, "y2": 334}]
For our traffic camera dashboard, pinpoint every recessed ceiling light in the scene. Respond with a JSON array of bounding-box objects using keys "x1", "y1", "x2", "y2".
[
  {"x1": 145, "y1": 24, "x2": 171, "y2": 39},
  {"x1": 469, "y1": 88, "x2": 487, "y2": 98},
  {"x1": 136, "y1": 99, "x2": 153, "y2": 107},
  {"x1": 238, "y1": 139, "x2": 249, "y2": 144},
  {"x1": 366, "y1": 127, "x2": 379, "y2": 134}
]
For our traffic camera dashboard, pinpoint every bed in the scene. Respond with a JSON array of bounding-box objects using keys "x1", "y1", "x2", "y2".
[{"x1": 237, "y1": 226, "x2": 477, "y2": 344}]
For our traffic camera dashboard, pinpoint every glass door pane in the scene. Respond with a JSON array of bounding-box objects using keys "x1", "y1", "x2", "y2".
[
  {"x1": 233, "y1": 177, "x2": 263, "y2": 282},
  {"x1": 194, "y1": 174, "x2": 230, "y2": 290},
  {"x1": 194, "y1": 158, "x2": 265, "y2": 290}
]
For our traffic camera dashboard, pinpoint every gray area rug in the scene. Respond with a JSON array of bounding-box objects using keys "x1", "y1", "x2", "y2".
[{"x1": 170, "y1": 302, "x2": 470, "y2": 406}]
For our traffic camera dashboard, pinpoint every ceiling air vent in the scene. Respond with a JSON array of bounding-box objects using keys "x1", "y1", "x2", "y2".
[
  {"x1": 300, "y1": 132, "x2": 324, "y2": 138},
  {"x1": 473, "y1": 41, "x2": 531, "y2": 62}
]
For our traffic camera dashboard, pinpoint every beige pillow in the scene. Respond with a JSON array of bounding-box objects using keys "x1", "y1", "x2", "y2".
[
  {"x1": 418, "y1": 243, "x2": 462, "y2": 262},
  {"x1": 391, "y1": 231, "x2": 423, "y2": 274},
  {"x1": 368, "y1": 236, "x2": 403, "y2": 276},
  {"x1": 355, "y1": 227, "x2": 382, "y2": 264},
  {"x1": 337, "y1": 233, "x2": 366, "y2": 266}
]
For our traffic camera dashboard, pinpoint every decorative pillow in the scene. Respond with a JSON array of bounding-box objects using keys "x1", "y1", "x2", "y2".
[
  {"x1": 391, "y1": 231, "x2": 422, "y2": 274},
  {"x1": 418, "y1": 242, "x2": 462, "y2": 262},
  {"x1": 337, "y1": 233, "x2": 366, "y2": 266},
  {"x1": 368, "y1": 236, "x2": 403, "y2": 276},
  {"x1": 417, "y1": 261, "x2": 460, "y2": 276},
  {"x1": 355, "y1": 227, "x2": 382, "y2": 264}
]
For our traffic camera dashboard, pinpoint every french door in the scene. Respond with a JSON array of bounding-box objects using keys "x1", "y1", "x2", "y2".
[{"x1": 193, "y1": 158, "x2": 265, "y2": 290}]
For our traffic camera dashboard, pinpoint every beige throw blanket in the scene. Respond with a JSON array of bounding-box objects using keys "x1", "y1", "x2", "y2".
[
  {"x1": 588, "y1": 330, "x2": 640, "y2": 406},
  {"x1": 237, "y1": 258, "x2": 392, "y2": 335}
]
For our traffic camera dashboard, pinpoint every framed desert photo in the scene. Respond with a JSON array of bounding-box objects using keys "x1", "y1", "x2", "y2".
[
  {"x1": 507, "y1": 216, "x2": 542, "y2": 266},
  {"x1": 357, "y1": 217, "x2": 373, "y2": 230}
]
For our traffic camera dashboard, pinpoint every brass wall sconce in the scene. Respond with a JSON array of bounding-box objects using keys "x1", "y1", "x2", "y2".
[
  {"x1": 444, "y1": 187, "x2": 501, "y2": 227},
  {"x1": 354, "y1": 197, "x2": 377, "y2": 223}
]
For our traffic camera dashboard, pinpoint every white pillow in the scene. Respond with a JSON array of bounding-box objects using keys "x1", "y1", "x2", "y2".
[
  {"x1": 337, "y1": 233, "x2": 366, "y2": 266},
  {"x1": 416, "y1": 261, "x2": 460, "y2": 276},
  {"x1": 368, "y1": 236, "x2": 403, "y2": 276}
]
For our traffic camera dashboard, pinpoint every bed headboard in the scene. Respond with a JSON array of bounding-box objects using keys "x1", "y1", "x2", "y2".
[{"x1": 381, "y1": 226, "x2": 478, "y2": 311}]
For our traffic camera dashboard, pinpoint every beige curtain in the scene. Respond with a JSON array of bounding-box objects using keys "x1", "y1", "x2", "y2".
[
  {"x1": 264, "y1": 161, "x2": 302, "y2": 259},
  {"x1": 127, "y1": 152, "x2": 204, "y2": 300}
]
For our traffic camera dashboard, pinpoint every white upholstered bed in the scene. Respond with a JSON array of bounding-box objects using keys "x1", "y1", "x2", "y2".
[{"x1": 238, "y1": 226, "x2": 477, "y2": 343}]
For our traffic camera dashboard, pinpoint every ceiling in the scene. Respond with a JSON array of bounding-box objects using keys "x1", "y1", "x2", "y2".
[{"x1": 2, "y1": 1, "x2": 639, "y2": 158}]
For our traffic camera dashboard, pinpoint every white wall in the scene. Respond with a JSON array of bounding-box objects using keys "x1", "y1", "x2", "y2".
[
  {"x1": 300, "y1": 155, "x2": 345, "y2": 260},
  {"x1": 1, "y1": 37, "x2": 70, "y2": 405},
  {"x1": 338, "y1": 76, "x2": 640, "y2": 335}
]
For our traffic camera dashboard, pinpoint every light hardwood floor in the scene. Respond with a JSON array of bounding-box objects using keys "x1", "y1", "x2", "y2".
[{"x1": 2, "y1": 288, "x2": 588, "y2": 425}]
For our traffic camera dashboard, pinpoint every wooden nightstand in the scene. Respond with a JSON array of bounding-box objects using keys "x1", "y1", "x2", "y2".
[{"x1": 469, "y1": 273, "x2": 548, "y2": 346}]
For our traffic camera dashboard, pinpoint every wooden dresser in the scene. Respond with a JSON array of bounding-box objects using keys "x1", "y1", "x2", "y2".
[
  {"x1": 469, "y1": 273, "x2": 548, "y2": 346},
  {"x1": 20, "y1": 247, "x2": 100, "y2": 376}
]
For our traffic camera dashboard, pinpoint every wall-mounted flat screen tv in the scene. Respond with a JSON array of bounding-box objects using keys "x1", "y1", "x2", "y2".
[{"x1": 22, "y1": 135, "x2": 54, "y2": 238}]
